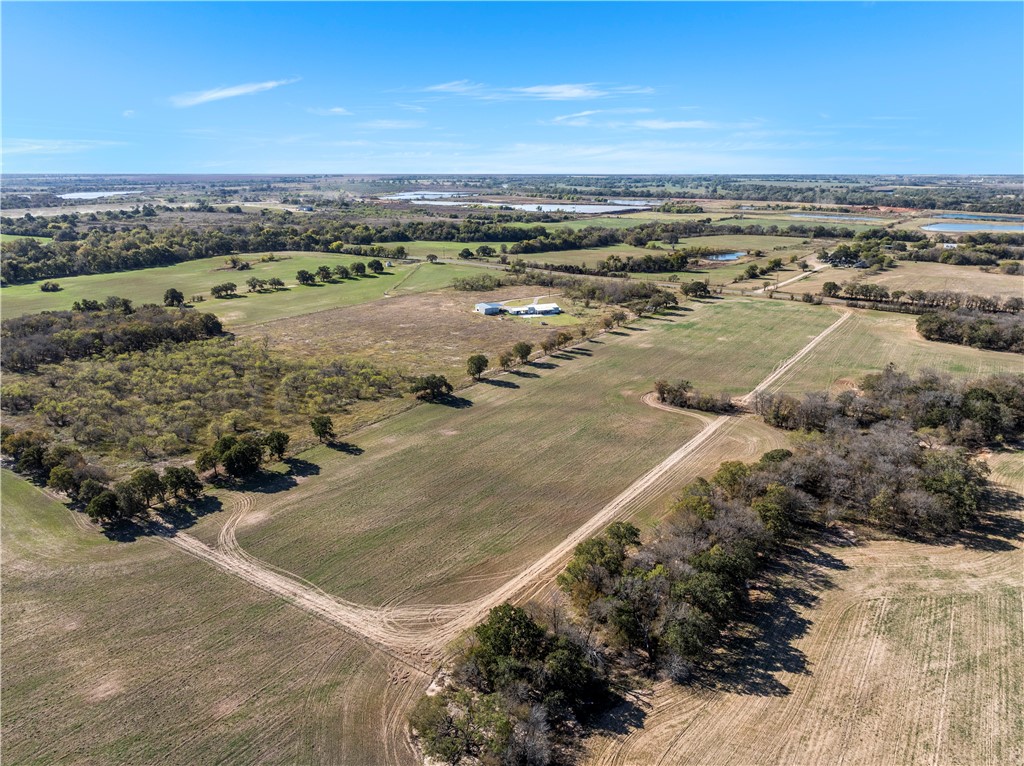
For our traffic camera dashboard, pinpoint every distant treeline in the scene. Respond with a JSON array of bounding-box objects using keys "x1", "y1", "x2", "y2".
[
  {"x1": 917, "y1": 311, "x2": 1024, "y2": 354},
  {"x1": 1, "y1": 211, "x2": 874, "y2": 284},
  {"x1": 823, "y1": 283, "x2": 1022, "y2": 315},
  {"x1": 1, "y1": 303, "x2": 223, "y2": 371}
]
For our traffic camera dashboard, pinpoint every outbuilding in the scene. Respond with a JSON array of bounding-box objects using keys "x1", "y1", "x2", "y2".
[{"x1": 474, "y1": 302, "x2": 502, "y2": 315}]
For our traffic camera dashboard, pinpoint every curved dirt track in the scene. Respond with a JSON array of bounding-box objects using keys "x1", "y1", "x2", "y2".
[{"x1": 154, "y1": 311, "x2": 853, "y2": 757}]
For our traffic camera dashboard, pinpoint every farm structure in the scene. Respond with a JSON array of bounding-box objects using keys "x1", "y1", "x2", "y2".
[{"x1": 474, "y1": 301, "x2": 562, "y2": 316}]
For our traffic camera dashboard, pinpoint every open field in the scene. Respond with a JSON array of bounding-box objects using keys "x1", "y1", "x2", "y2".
[
  {"x1": 371, "y1": 240, "x2": 515, "y2": 259},
  {"x1": 762, "y1": 307, "x2": 1023, "y2": 393},
  {"x1": 203, "y1": 301, "x2": 862, "y2": 608},
  {"x1": 0, "y1": 233, "x2": 51, "y2": 242},
  {"x1": 778, "y1": 260, "x2": 1024, "y2": 298},
  {"x1": 0, "y1": 470, "x2": 420, "y2": 766},
  {"x1": 0, "y1": 253, "x2": 484, "y2": 326},
  {"x1": 584, "y1": 451, "x2": 1023, "y2": 766},
  {"x1": 237, "y1": 283, "x2": 603, "y2": 381}
]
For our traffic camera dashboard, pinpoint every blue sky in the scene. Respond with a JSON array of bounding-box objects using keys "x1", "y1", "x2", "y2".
[{"x1": 2, "y1": 2, "x2": 1022, "y2": 174}]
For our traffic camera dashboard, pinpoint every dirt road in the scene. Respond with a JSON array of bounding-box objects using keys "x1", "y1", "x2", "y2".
[{"x1": 158, "y1": 311, "x2": 852, "y2": 671}]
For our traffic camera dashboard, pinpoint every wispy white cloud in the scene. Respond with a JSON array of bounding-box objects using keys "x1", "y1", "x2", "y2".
[
  {"x1": 632, "y1": 119, "x2": 719, "y2": 130},
  {"x1": 358, "y1": 119, "x2": 425, "y2": 130},
  {"x1": 395, "y1": 102, "x2": 427, "y2": 113},
  {"x1": 308, "y1": 106, "x2": 352, "y2": 116},
  {"x1": 170, "y1": 78, "x2": 299, "y2": 108},
  {"x1": 551, "y1": 108, "x2": 653, "y2": 126},
  {"x1": 1, "y1": 138, "x2": 124, "y2": 156},
  {"x1": 122, "y1": 110, "x2": 136, "y2": 118},
  {"x1": 423, "y1": 81, "x2": 653, "y2": 101}
]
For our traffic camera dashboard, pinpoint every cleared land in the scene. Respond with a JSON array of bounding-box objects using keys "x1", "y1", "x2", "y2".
[
  {"x1": 237, "y1": 283, "x2": 603, "y2": 381},
  {"x1": 0, "y1": 471, "x2": 420, "y2": 766},
  {"x1": 780, "y1": 260, "x2": 1024, "y2": 299},
  {"x1": 584, "y1": 450, "x2": 1023, "y2": 766},
  {"x1": 0, "y1": 253, "x2": 484, "y2": 325},
  {"x1": 206, "y1": 301, "x2": 850, "y2": 607}
]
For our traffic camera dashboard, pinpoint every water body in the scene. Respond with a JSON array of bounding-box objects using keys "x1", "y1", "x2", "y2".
[
  {"x1": 414, "y1": 200, "x2": 652, "y2": 213},
  {"x1": 922, "y1": 222, "x2": 1024, "y2": 233},
  {"x1": 934, "y1": 214, "x2": 1024, "y2": 223},
  {"x1": 705, "y1": 251, "x2": 745, "y2": 261},
  {"x1": 789, "y1": 213, "x2": 885, "y2": 223},
  {"x1": 382, "y1": 191, "x2": 476, "y2": 200},
  {"x1": 57, "y1": 190, "x2": 141, "y2": 200}
]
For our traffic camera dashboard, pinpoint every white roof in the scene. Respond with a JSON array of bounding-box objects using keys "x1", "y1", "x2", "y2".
[{"x1": 534, "y1": 303, "x2": 560, "y2": 311}]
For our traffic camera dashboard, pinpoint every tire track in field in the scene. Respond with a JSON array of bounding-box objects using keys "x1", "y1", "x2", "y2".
[{"x1": 153, "y1": 313, "x2": 856, "y2": 688}]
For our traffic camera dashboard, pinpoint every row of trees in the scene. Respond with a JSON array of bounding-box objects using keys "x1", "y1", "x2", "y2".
[
  {"x1": 820, "y1": 282, "x2": 1022, "y2": 315},
  {"x1": 295, "y1": 259, "x2": 382, "y2": 285},
  {"x1": 654, "y1": 379, "x2": 735, "y2": 413}
]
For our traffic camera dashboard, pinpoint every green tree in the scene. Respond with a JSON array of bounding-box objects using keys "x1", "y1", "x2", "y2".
[
  {"x1": 162, "y1": 466, "x2": 203, "y2": 500},
  {"x1": 264, "y1": 430, "x2": 290, "y2": 460},
  {"x1": 195, "y1": 448, "x2": 219, "y2": 477},
  {"x1": 425, "y1": 253, "x2": 439, "y2": 264},
  {"x1": 316, "y1": 265, "x2": 333, "y2": 282},
  {"x1": 512, "y1": 341, "x2": 533, "y2": 364},
  {"x1": 86, "y1": 490, "x2": 120, "y2": 522},
  {"x1": 222, "y1": 440, "x2": 264, "y2": 478},
  {"x1": 310, "y1": 415, "x2": 335, "y2": 443},
  {"x1": 332, "y1": 264, "x2": 351, "y2": 280},
  {"x1": 822, "y1": 281, "x2": 841, "y2": 298},
  {"x1": 47, "y1": 465, "x2": 79, "y2": 496},
  {"x1": 352, "y1": 262, "x2": 366, "y2": 276},
  {"x1": 164, "y1": 288, "x2": 185, "y2": 307},
  {"x1": 467, "y1": 354, "x2": 488, "y2": 380},
  {"x1": 367, "y1": 259, "x2": 384, "y2": 274},
  {"x1": 296, "y1": 269, "x2": 316, "y2": 285},
  {"x1": 410, "y1": 375, "x2": 453, "y2": 400},
  {"x1": 130, "y1": 467, "x2": 166, "y2": 506},
  {"x1": 498, "y1": 350, "x2": 515, "y2": 370},
  {"x1": 113, "y1": 481, "x2": 148, "y2": 518}
]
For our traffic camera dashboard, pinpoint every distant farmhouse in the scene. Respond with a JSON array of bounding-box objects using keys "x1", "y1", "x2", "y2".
[{"x1": 474, "y1": 302, "x2": 561, "y2": 317}]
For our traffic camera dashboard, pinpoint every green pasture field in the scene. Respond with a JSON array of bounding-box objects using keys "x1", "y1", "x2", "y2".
[
  {"x1": 0, "y1": 253, "x2": 486, "y2": 327},
  {"x1": 0, "y1": 470, "x2": 397, "y2": 766},
  {"x1": 762, "y1": 305, "x2": 1023, "y2": 394},
  {"x1": 1, "y1": 233, "x2": 52, "y2": 242},
  {"x1": 209, "y1": 300, "x2": 851, "y2": 607},
  {"x1": 782, "y1": 260, "x2": 1024, "y2": 298}
]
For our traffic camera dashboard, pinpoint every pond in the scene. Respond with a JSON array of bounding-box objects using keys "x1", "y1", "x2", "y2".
[
  {"x1": 705, "y1": 251, "x2": 745, "y2": 261},
  {"x1": 381, "y1": 191, "x2": 476, "y2": 200},
  {"x1": 789, "y1": 213, "x2": 884, "y2": 223},
  {"x1": 934, "y1": 214, "x2": 1024, "y2": 222},
  {"x1": 57, "y1": 190, "x2": 141, "y2": 200},
  {"x1": 922, "y1": 222, "x2": 1024, "y2": 233}
]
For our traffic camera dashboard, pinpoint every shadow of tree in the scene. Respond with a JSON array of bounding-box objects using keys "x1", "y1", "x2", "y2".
[
  {"x1": 480, "y1": 378, "x2": 520, "y2": 389},
  {"x1": 102, "y1": 494, "x2": 226, "y2": 541},
  {"x1": 509, "y1": 369, "x2": 540, "y2": 378},
  {"x1": 329, "y1": 441, "x2": 365, "y2": 455},
  {"x1": 429, "y1": 394, "x2": 474, "y2": 409},
  {"x1": 691, "y1": 538, "x2": 847, "y2": 697},
  {"x1": 530, "y1": 361, "x2": 558, "y2": 370}
]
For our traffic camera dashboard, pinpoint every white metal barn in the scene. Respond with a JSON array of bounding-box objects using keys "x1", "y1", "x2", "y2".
[{"x1": 474, "y1": 302, "x2": 503, "y2": 315}]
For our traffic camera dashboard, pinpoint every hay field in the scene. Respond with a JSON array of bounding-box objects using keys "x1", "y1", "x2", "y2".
[
  {"x1": 780, "y1": 260, "x2": 1024, "y2": 298},
  {"x1": 0, "y1": 253, "x2": 484, "y2": 326},
  {"x1": 211, "y1": 300, "x2": 847, "y2": 607},
  {"x1": 761, "y1": 307, "x2": 1021, "y2": 393},
  {"x1": 0, "y1": 471, "x2": 420, "y2": 766},
  {"x1": 584, "y1": 451, "x2": 1023, "y2": 766}
]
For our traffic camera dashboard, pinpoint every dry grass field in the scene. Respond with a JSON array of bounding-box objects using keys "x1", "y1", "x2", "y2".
[
  {"x1": 584, "y1": 449, "x2": 1023, "y2": 766},
  {"x1": 0, "y1": 470, "x2": 421, "y2": 766},
  {"x1": 237, "y1": 283, "x2": 604, "y2": 382},
  {"x1": 782, "y1": 261, "x2": 1024, "y2": 299}
]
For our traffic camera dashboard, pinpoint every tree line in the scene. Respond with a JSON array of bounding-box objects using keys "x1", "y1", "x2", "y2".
[
  {"x1": 1, "y1": 302, "x2": 223, "y2": 371},
  {"x1": 917, "y1": 311, "x2": 1024, "y2": 354}
]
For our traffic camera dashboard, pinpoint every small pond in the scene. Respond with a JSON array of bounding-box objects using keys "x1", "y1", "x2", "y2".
[
  {"x1": 705, "y1": 251, "x2": 745, "y2": 261},
  {"x1": 57, "y1": 190, "x2": 141, "y2": 200}
]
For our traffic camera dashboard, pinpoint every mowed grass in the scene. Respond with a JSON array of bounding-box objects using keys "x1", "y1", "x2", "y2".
[
  {"x1": 765, "y1": 307, "x2": 1023, "y2": 393},
  {"x1": 217, "y1": 299, "x2": 846, "y2": 607},
  {"x1": 0, "y1": 470, "x2": 411, "y2": 766},
  {"x1": 1, "y1": 233, "x2": 51, "y2": 242},
  {"x1": 780, "y1": 260, "x2": 1024, "y2": 298},
  {"x1": 0, "y1": 253, "x2": 486, "y2": 327}
]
